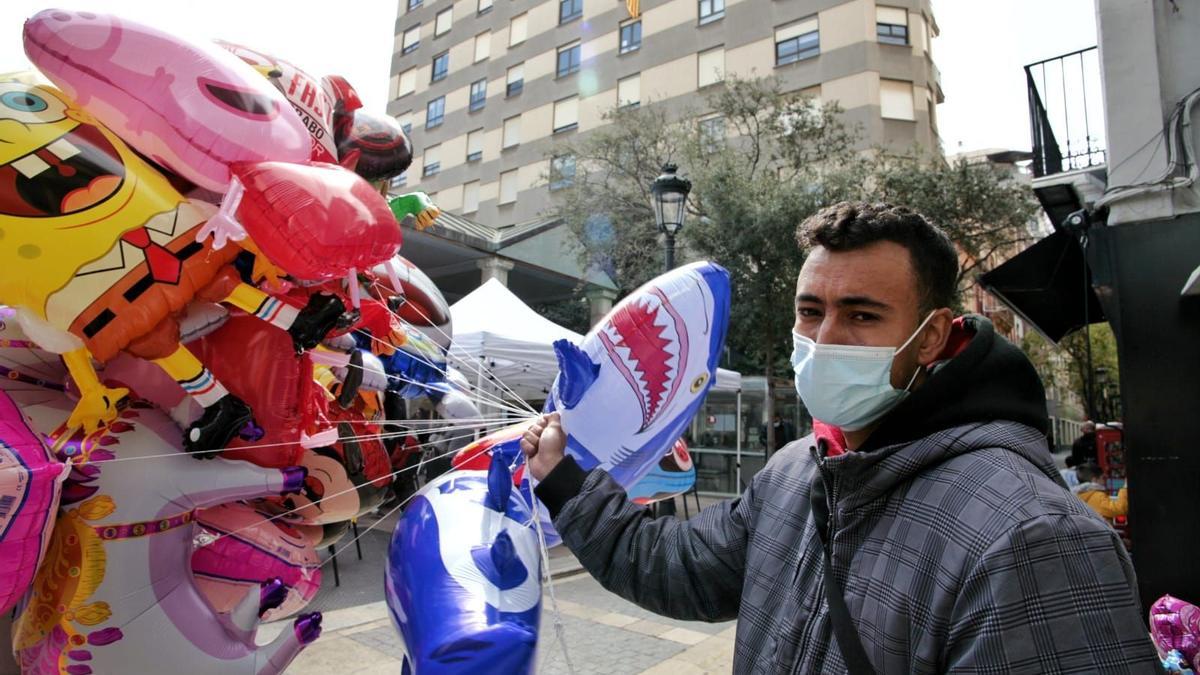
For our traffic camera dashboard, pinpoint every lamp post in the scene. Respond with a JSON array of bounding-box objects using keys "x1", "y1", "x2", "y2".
[
  {"x1": 650, "y1": 163, "x2": 692, "y2": 272},
  {"x1": 649, "y1": 163, "x2": 691, "y2": 519}
]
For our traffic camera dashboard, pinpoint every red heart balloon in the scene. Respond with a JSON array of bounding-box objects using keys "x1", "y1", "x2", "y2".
[{"x1": 234, "y1": 161, "x2": 402, "y2": 281}]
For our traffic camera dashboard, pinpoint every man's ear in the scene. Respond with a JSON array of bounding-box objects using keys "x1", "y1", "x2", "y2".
[{"x1": 916, "y1": 308, "x2": 954, "y2": 366}]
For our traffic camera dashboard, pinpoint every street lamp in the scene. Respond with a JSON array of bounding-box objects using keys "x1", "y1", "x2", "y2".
[{"x1": 650, "y1": 163, "x2": 692, "y2": 272}]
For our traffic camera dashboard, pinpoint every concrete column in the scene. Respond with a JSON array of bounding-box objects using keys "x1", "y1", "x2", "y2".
[
  {"x1": 476, "y1": 257, "x2": 515, "y2": 286},
  {"x1": 585, "y1": 287, "x2": 619, "y2": 327}
]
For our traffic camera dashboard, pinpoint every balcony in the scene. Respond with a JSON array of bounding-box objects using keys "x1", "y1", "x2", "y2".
[{"x1": 1025, "y1": 47, "x2": 1106, "y2": 178}]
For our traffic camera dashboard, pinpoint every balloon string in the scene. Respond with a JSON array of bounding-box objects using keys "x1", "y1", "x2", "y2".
[
  {"x1": 529, "y1": 479, "x2": 577, "y2": 675},
  {"x1": 210, "y1": 429, "x2": 497, "y2": 547},
  {"x1": 77, "y1": 416, "x2": 523, "y2": 465},
  {"x1": 331, "y1": 346, "x2": 532, "y2": 417},
  {"x1": 370, "y1": 280, "x2": 539, "y2": 415}
]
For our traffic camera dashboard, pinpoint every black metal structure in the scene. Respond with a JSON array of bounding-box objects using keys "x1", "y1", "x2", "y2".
[{"x1": 1025, "y1": 47, "x2": 1106, "y2": 178}]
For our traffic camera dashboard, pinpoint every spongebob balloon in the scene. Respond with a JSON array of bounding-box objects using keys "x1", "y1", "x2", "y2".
[{"x1": 0, "y1": 77, "x2": 344, "y2": 455}]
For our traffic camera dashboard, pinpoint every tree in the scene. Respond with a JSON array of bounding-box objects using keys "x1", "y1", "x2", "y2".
[
  {"x1": 548, "y1": 75, "x2": 1038, "y2": 446},
  {"x1": 1020, "y1": 323, "x2": 1120, "y2": 422}
]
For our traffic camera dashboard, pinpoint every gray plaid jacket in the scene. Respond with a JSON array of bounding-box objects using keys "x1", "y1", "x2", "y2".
[{"x1": 552, "y1": 421, "x2": 1161, "y2": 673}]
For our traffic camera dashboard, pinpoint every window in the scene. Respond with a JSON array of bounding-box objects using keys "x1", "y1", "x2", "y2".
[
  {"x1": 474, "y1": 32, "x2": 490, "y2": 62},
  {"x1": 466, "y1": 129, "x2": 484, "y2": 161},
  {"x1": 478, "y1": 0, "x2": 493, "y2": 14},
  {"x1": 407, "y1": 0, "x2": 421, "y2": 11},
  {"x1": 469, "y1": 79, "x2": 487, "y2": 111},
  {"x1": 560, "y1": 0, "x2": 583, "y2": 23},
  {"x1": 550, "y1": 155, "x2": 576, "y2": 190},
  {"x1": 499, "y1": 170, "x2": 518, "y2": 204},
  {"x1": 617, "y1": 74, "x2": 640, "y2": 108},
  {"x1": 553, "y1": 96, "x2": 578, "y2": 133},
  {"x1": 880, "y1": 79, "x2": 914, "y2": 120},
  {"x1": 557, "y1": 42, "x2": 581, "y2": 78},
  {"x1": 876, "y1": 7, "x2": 909, "y2": 46},
  {"x1": 509, "y1": 14, "x2": 527, "y2": 46},
  {"x1": 698, "y1": 47, "x2": 725, "y2": 88},
  {"x1": 502, "y1": 115, "x2": 521, "y2": 148},
  {"x1": 463, "y1": 181, "x2": 480, "y2": 213},
  {"x1": 398, "y1": 68, "x2": 417, "y2": 97},
  {"x1": 435, "y1": 8, "x2": 453, "y2": 36},
  {"x1": 396, "y1": 111, "x2": 413, "y2": 135},
  {"x1": 389, "y1": 172, "x2": 407, "y2": 190},
  {"x1": 506, "y1": 63, "x2": 524, "y2": 97},
  {"x1": 699, "y1": 114, "x2": 725, "y2": 153},
  {"x1": 699, "y1": 0, "x2": 724, "y2": 25},
  {"x1": 619, "y1": 20, "x2": 642, "y2": 54},
  {"x1": 431, "y1": 52, "x2": 449, "y2": 82},
  {"x1": 402, "y1": 25, "x2": 420, "y2": 55},
  {"x1": 422, "y1": 144, "x2": 441, "y2": 177},
  {"x1": 776, "y1": 17, "x2": 819, "y2": 65},
  {"x1": 425, "y1": 96, "x2": 445, "y2": 128}
]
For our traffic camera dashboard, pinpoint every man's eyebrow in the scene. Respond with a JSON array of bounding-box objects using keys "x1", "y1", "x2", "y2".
[
  {"x1": 835, "y1": 295, "x2": 890, "y2": 310},
  {"x1": 796, "y1": 293, "x2": 822, "y2": 305}
]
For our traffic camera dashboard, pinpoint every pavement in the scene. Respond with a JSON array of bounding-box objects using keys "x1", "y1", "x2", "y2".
[{"x1": 265, "y1": 494, "x2": 737, "y2": 674}]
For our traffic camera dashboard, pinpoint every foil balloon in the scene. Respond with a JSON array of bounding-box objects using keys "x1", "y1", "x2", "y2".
[
  {"x1": 1151, "y1": 595, "x2": 1200, "y2": 669},
  {"x1": 217, "y1": 40, "x2": 339, "y2": 163},
  {"x1": 0, "y1": 390, "x2": 68, "y2": 615},
  {"x1": 5, "y1": 390, "x2": 320, "y2": 674},
  {"x1": 268, "y1": 410, "x2": 392, "y2": 525},
  {"x1": 192, "y1": 502, "x2": 321, "y2": 622},
  {"x1": 627, "y1": 439, "x2": 695, "y2": 505},
  {"x1": 231, "y1": 161, "x2": 402, "y2": 281},
  {"x1": 546, "y1": 261, "x2": 729, "y2": 486},
  {"x1": 386, "y1": 453, "x2": 541, "y2": 674},
  {"x1": 369, "y1": 255, "x2": 454, "y2": 348},
  {"x1": 23, "y1": 9, "x2": 310, "y2": 193},
  {"x1": 334, "y1": 108, "x2": 412, "y2": 182}
]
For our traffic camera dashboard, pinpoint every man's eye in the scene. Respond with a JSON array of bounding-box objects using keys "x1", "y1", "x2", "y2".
[
  {"x1": 797, "y1": 308, "x2": 821, "y2": 318},
  {"x1": 850, "y1": 312, "x2": 879, "y2": 322}
]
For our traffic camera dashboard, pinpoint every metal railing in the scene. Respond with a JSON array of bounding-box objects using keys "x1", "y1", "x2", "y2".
[{"x1": 1025, "y1": 47, "x2": 1107, "y2": 177}]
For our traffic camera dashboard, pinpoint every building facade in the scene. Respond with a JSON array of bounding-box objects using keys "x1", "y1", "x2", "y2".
[{"x1": 388, "y1": 0, "x2": 944, "y2": 228}]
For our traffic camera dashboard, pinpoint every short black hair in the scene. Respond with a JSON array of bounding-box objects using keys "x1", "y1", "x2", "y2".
[
  {"x1": 1076, "y1": 462, "x2": 1103, "y2": 483},
  {"x1": 797, "y1": 201, "x2": 959, "y2": 313}
]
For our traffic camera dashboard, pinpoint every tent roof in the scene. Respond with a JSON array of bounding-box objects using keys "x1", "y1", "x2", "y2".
[{"x1": 448, "y1": 279, "x2": 742, "y2": 401}]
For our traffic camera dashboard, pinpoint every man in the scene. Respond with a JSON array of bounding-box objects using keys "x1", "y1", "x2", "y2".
[
  {"x1": 1072, "y1": 420, "x2": 1099, "y2": 466},
  {"x1": 760, "y1": 413, "x2": 797, "y2": 455},
  {"x1": 522, "y1": 202, "x2": 1158, "y2": 672},
  {"x1": 1073, "y1": 461, "x2": 1129, "y2": 521}
]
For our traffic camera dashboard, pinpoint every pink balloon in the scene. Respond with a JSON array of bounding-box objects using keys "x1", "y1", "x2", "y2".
[
  {"x1": 192, "y1": 502, "x2": 321, "y2": 622},
  {"x1": 23, "y1": 9, "x2": 310, "y2": 192},
  {"x1": 1151, "y1": 595, "x2": 1200, "y2": 668},
  {"x1": 0, "y1": 390, "x2": 67, "y2": 615}
]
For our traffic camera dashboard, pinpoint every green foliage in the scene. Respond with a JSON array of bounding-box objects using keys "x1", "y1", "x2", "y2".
[
  {"x1": 549, "y1": 75, "x2": 1038, "y2": 380},
  {"x1": 530, "y1": 296, "x2": 591, "y2": 335},
  {"x1": 1020, "y1": 323, "x2": 1121, "y2": 419}
]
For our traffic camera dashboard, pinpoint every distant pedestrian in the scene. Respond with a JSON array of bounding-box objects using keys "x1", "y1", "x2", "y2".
[
  {"x1": 1073, "y1": 461, "x2": 1128, "y2": 520},
  {"x1": 759, "y1": 414, "x2": 795, "y2": 454},
  {"x1": 1060, "y1": 455, "x2": 1080, "y2": 488},
  {"x1": 1071, "y1": 420, "x2": 1098, "y2": 466}
]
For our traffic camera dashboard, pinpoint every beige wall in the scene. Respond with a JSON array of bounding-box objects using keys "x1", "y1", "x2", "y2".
[{"x1": 820, "y1": 0, "x2": 871, "y2": 52}]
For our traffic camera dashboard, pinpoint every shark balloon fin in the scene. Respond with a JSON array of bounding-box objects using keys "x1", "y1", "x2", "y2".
[
  {"x1": 470, "y1": 530, "x2": 529, "y2": 590},
  {"x1": 485, "y1": 451, "x2": 513, "y2": 512},
  {"x1": 552, "y1": 339, "x2": 599, "y2": 410}
]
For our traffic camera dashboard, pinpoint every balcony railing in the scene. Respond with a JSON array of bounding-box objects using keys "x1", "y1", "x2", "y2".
[{"x1": 1025, "y1": 47, "x2": 1106, "y2": 178}]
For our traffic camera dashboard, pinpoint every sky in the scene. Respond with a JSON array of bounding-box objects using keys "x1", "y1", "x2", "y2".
[{"x1": 0, "y1": 0, "x2": 1098, "y2": 154}]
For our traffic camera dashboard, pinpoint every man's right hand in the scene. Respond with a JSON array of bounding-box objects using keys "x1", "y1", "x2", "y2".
[{"x1": 521, "y1": 413, "x2": 566, "y2": 482}]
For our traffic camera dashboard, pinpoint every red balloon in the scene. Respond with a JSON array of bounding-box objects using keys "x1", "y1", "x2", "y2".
[
  {"x1": 233, "y1": 161, "x2": 402, "y2": 281},
  {"x1": 186, "y1": 315, "x2": 315, "y2": 467}
]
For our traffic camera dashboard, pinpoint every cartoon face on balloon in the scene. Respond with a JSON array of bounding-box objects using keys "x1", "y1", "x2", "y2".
[
  {"x1": 0, "y1": 79, "x2": 185, "y2": 313},
  {"x1": 277, "y1": 421, "x2": 391, "y2": 524}
]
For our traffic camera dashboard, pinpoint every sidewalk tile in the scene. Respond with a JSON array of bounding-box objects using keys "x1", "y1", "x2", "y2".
[
  {"x1": 286, "y1": 636, "x2": 394, "y2": 675},
  {"x1": 659, "y1": 627, "x2": 711, "y2": 645},
  {"x1": 624, "y1": 619, "x2": 674, "y2": 638},
  {"x1": 593, "y1": 611, "x2": 640, "y2": 628}
]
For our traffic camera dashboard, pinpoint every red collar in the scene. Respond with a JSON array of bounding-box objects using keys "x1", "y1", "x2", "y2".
[{"x1": 814, "y1": 420, "x2": 848, "y2": 457}]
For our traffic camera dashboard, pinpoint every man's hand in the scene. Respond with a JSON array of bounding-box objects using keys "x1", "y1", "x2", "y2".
[{"x1": 521, "y1": 413, "x2": 566, "y2": 481}]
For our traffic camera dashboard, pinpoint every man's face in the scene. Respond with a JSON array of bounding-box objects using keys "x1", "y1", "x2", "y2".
[{"x1": 795, "y1": 241, "x2": 948, "y2": 389}]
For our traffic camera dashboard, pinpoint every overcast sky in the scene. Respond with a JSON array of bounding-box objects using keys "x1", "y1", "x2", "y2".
[{"x1": 0, "y1": 0, "x2": 1098, "y2": 154}]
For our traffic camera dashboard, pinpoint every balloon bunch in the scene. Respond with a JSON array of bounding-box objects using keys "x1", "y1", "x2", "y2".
[
  {"x1": 0, "y1": 8, "x2": 476, "y2": 674},
  {"x1": 1152, "y1": 595, "x2": 1200, "y2": 674}
]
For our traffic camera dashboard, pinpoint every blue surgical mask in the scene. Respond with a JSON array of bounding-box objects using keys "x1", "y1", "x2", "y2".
[{"x1": 790, "y1": 312, "x2": 935, "y2": 431}]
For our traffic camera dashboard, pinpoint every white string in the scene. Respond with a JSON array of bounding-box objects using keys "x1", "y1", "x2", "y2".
[
  {"x1": 370, "y1": 281, "x2": 538, "y2": 415},
  {"x1": 528, "y1": 478, "x2": 577, "y2": 675}
]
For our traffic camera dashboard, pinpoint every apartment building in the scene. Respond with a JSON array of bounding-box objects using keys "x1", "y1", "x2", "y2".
[{"x1": 387, "y1": 0, "x2": 944, "y2": 228}]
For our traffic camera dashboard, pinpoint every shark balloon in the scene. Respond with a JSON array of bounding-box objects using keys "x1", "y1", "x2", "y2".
[{"x1": 386, "y1": 453, "x2": 542, "y2": 674}]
